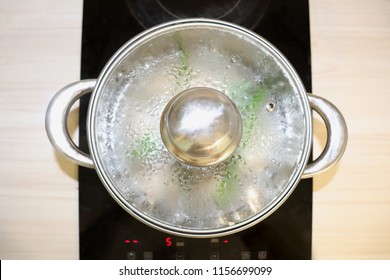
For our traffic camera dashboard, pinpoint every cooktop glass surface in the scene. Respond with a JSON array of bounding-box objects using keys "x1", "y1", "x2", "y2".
[{"x1": 79, "y1": 0, "x2": 312, "y2": 260}]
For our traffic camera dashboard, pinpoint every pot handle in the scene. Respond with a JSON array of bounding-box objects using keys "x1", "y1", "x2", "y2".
[
  {"x1": 302, "y1": 94, "x2": 348, "y2": 178},
  {"x1": 45, "y1": 80, "x2": 97, "y2": 169}
]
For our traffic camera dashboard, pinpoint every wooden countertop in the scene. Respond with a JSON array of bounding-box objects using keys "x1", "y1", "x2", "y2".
[{"x1": 0, "y1": 0, "x2": 389, "y2": 259}]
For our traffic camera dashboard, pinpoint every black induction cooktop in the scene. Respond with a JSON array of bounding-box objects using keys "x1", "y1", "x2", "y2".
[{"x1": 79, "y1": 0, "x2": 312, "y2": 260}]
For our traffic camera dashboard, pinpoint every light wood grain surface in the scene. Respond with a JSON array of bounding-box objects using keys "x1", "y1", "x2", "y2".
[{"x1": 0, "y1": 0, "x2": 389, "y2": 259}]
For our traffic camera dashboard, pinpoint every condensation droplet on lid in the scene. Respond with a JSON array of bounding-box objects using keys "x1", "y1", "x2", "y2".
[{"x1": 115, "y1": 71, "x2": 124, "y2": 82}]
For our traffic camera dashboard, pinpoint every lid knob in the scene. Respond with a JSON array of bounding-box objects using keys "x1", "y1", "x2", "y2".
[{"x1": 160, "y1": 87, "x2": 242, "y2": 166}]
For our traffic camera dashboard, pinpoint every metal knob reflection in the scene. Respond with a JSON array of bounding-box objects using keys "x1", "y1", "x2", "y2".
[{"x1": 160, "y1": 87, "x2": 242, "y2": 166}]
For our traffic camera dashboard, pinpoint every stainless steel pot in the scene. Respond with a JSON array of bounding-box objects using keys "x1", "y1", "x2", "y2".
[{"x1": 46, "y1": 19, "x2": 347, "y2": 238}]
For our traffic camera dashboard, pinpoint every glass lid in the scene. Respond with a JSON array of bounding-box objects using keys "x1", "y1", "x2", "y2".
[{"x1": 90, "y1": 20, "x2": 311, "y2": 236}]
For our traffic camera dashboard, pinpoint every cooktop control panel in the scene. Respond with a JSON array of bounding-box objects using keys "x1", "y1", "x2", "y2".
[{"x1": 122, "y1": 236, "x2": 267, "y2": 260}]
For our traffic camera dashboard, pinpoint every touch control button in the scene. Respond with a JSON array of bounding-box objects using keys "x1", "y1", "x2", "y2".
[
  {"x1": 258, "y1": 250, "x2": 267, "y2": 260},
  {"x1": 176, "y1": 252, "x2": 185, "y2": 260},
  {"x1": 241, "y1": 251, "x2": 251, "y2": 260},
  {"x1": 210, "y1": 252, "x2": 220, "y2": 260},
  {"x1": 143, "y1": 251, "x2": 153, "y2": 260},
  {"x1": 126, "y1": 251, "x2": 136, "y2": 260}
]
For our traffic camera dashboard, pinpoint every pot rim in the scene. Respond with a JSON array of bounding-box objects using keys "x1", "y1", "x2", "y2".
[{"x1": 87, "y1": 18, "x2": 312, "y2": 238}]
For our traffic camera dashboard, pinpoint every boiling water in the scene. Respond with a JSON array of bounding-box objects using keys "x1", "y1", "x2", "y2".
[{"x1": 94, "y1": 27, "x2": 308, "y2": 231}]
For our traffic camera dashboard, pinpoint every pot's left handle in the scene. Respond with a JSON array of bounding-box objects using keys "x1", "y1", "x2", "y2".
[{"x1": 45, "y1": 79, "x2": 97, "y2": 169}]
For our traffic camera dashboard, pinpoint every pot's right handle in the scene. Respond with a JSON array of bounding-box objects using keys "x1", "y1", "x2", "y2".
[
  {"x1": 302, "y1": 94, "x2": 348, "y2": 179},
  {"x1": 45, "y1": 80, "x2": 97, "y2": 169}
]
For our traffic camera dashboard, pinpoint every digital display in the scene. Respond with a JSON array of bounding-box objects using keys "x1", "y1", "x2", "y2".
[
  {"x1": 165, "y1": 237, "x2": 172, "y2": 247},
  {"x1": 124, "y1": 239, "x2": 139, "y2": 244},
  {"x1": 126, "y1": 237, "x2": 231, "y2": 247}
]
